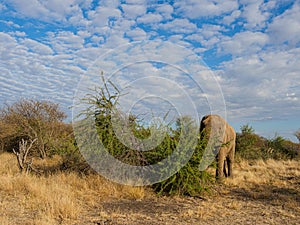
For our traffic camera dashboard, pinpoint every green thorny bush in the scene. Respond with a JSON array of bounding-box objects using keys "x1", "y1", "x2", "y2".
[
  {"x1": 76, "y1": 73, "x2": 213, "y2": 196},
  {"x1": 152, "y1": 117, "x2": 213, "y2": 197}
]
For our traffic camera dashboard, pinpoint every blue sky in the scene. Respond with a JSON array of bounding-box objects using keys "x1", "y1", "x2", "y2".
[{"x1": 0, "y1": 0, "x2": 299, "y2": 141}]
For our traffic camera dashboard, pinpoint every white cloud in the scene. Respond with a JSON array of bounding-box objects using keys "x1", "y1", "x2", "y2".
[
  {"x1": 185, "y1": 24, "x2": 224, "y2": 48},
  {"x1": 0, "y1": 32, "x2": 19, "y2": 59},
  {"x1": 125, "y1": 27, "x2": 147, "y2": 41},
  {"x1": 77, "y1": 30, "x2": 91, "y2": 38},
  {"x1": 240, "y1": 0, "x2": 270, "y2": 30},
  {"x1": 121, "y1": 4, "x2": 147, "y2": 19},
  {"x1": 77, "y1": 0, "x2": 93, "y2": 9},
  {"x1": 77, "y1": 41, "x2": 220, "y2": 121},
  {"x1": 109, "y1": 18, "x2": 136, "y2": 35},
  {"x1": 185, "y1": 33, "x2": 203, "y2": 43},
  {"x1": 8, "y1": 0, "x2": 50, "y2": 19},
  {"x1": 6, "y1": 0, "x2": 88, "y2": 24},
  {"x1": 42, "y1": 0, "x2": 79, "y2": 17},
  {"x1": 158, "y1": 18, "x2": 198, "y2": 34},
  {"x1": 9, "y1": 31, "x2": 26, "y2": 37},
  {"x1": 21, "y1": 38, "x2": 54, "y2": 55},
  {"x1": 220, "y1": 48, "x2": 300, "y2": 121},
  {"x1": 47, "y1": 31, "x2": 84, "y2": 53},
  {"x1": 98, "y1": 0, "x2": 120, "y2": 8},
  {"x1": 174, "y1": 0, "x2": 238, "y2": 18},
  {"x1": 155, "y1": 4, "x2": 174, "y2": 20},
  {"x1": 137, "y1": 13, "x2": 163, "y2": 24},
  {"x1": 68, "y1": 12, "x2": 90, "y2": 27},
  {"x1": 88, "y1": 6, "x2": 121, "y2": 27},
  {"x1": 267, "y1": 2, "x2": 300, "y2": 47},
  {"x1": 104, "y1": 31, "x2": 130, "y2": 48},
  {"x1": 125, "y1": 0, "x2": 146, "y2": 4},
  {"x1": 0, "y1": 32, "x2": 85, "y2": 114},
  {"x1": 193, "y1": 47, "x2": 207, "y2": 54},
  {"x1": 219, "y1": 31, "x2": 269, "y2": 57},
  {"x1": 200, "y1": 24, "x2": 224, "y2": 39},
  {"x1": 222, "y1": 10, "x2": 241, "y2": 25},
  {"x1": 168, "y1": 35, "x2": 183, "y2": 43},
  {"x1": 0, "y1": 20, "x2": 21, "y2": 28},
  {"x1": 260, "y1": 0, "x2": 277, "y2": 11}
]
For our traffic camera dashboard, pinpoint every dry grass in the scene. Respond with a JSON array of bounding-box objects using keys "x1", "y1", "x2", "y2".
[
  {"x1": 0, "y1": 152, "x2": 299, "y2": 224},
  {"x1": 0, "y1": 153, "x2": 149, "y2": 224},
  {"x1": 224, "y1": 158, "x2": 300, "y2": 187}
]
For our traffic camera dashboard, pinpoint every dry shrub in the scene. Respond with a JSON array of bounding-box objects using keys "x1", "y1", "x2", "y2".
[{"x1": 0, "y1": 99, "x2": 71, "y2": 159}]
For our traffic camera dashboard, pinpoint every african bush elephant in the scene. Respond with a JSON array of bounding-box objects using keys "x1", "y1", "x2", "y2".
[{"x1": 200, "y1": 115, "x2": 236, "y2": 180}]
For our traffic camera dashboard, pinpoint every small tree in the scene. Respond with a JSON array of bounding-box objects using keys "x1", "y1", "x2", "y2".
[
  {"x1": 79, "y1": 73, "x2": 148, "y2": 166},
  {"x1": 0, "y1": 99, "x2": 67, "y2": 158},
  {"x1": 241, "y1": 124, "x2": 255, "y2": 135},
  {"x1": 236, "y1": 124, "x2": 266, "y2": 160}
]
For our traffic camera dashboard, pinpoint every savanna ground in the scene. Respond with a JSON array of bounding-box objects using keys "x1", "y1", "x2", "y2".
[{"x1": 0, "y1": 153, "x2": 299, "y2": 225}]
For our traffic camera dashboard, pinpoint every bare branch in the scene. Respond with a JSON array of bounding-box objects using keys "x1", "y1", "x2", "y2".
[{"x1": 12, "y1": 138, "x2": 37, "y2": 173}]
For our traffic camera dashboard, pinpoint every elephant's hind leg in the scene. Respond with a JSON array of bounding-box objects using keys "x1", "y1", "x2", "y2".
[
  {"x1": 223, "y1": 160, "x2": 228, "y2": 177},
  {"x1": 226, "y1": 157, "x2": 232, "y2": 177},
  {"x1": 227, "y1": 147, "x2": 235, "y2": 177}
]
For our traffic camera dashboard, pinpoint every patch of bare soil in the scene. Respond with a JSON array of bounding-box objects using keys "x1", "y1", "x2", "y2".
[
  {"x1": 78, "y1": 161, "x2": 300, "y2": 225},
  {"x1": 80, "y1": 183, "x2": 299, "y2": 225}
]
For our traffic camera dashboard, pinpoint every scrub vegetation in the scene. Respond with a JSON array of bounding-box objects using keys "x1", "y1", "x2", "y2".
[{"x1": 0, "y1": 78, "x2": 299, "y2": 224}]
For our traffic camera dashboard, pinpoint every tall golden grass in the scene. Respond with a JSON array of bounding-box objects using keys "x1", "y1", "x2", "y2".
[
  {"x1": 0, "y1": 153, "x2": 148, "y2": 224},
  {"x1": 224, "y1": 158, "x2": 300, "y2": 187},
  {"x1": 1, "y1": 152, "x2": 299, "y2": 224}
]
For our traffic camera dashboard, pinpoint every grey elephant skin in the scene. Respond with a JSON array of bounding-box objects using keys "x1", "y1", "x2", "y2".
[{"x1": 200, "y1": 115, "x2": 236, "y2": 180}]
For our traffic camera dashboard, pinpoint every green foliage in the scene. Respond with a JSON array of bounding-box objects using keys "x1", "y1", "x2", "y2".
[
  {"x1": 60, "y1": 144, "x2": 94, "y2": 174},
  {"x1": 241, "y1": 124, "x2": 255, "y2": 135},
  {"x1": 267, "y1": 135, "x2": 299, "y2": 160},
  {"x1": 236, "y1": 124, "x2": 299, "y2": 160},
  {"x1": 236, "y1": 124, "x2": 265, "y2": 160},
  {"x1": 152, "y1": 121, "x2": 213, "y2": 196},
  {"x1": 79, "y1": 74, "x2": 212, "y2": 196}
]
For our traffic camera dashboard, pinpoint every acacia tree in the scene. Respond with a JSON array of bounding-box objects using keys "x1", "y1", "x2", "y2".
[{"x1": 0, "y1": 99, "x2": 67, "y2": 158}]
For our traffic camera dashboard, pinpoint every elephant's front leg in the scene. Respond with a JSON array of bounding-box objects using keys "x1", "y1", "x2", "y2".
[{"x1": 216, "y1": 151, "x2": 225, "y2": 180}]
